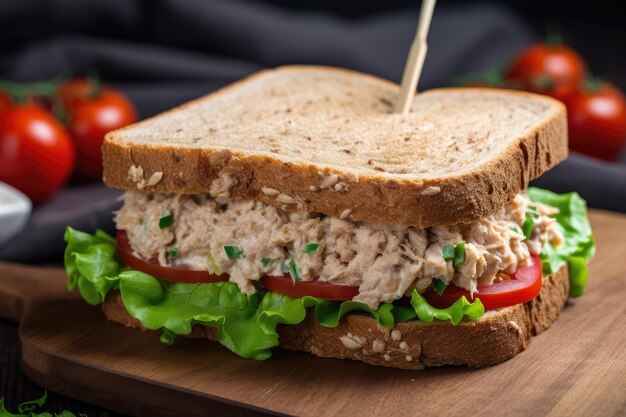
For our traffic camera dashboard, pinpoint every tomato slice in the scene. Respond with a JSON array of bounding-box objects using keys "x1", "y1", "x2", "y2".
[
  {"x1": 423, "y1": 255, "x2": 543, "y2": 310},
  {"x1": 261, "y1": 275, "x2": 359, "y2": 301},
  {"x1": 116, "y1": 230, "x2": 228, "y2": 284},
  {"x1": 117, "y1": 230, "x2": 542, "y2": 307}
]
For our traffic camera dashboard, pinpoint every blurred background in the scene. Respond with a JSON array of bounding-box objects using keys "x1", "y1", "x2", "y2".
[
  {"x1": 2, "y1": 0, "x2": 625, "y2": 264},
  {"x1": 1, "y1": 0, "x2": 625, "y2": 414}
]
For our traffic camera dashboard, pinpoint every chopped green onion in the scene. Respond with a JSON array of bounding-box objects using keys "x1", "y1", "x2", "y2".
[
  {"x1": 280, "y1": 258, "x2": 301, "y2": 280},
  {"x1": 223, "y1": 245, "x2": 245, "y2": 260},
  {"x1": 433, "y1": 278, "x2": 448, "y2": 295},
  {"x1": 454, "y1": 242, "x2": 466, "y2": 269},
  {"x1": 287, "y1": 259, "x2": 301, "y2": 281},
  {"x1": 509, "y1": 225, "x2": 522, "y2": 234},
  {"x1": 159, "y1": 210, "x2": 173, "y2": 228},
  {"x1": 207, "y1": 253, "x2": 222, "y2": 275},
  {"x1": 260, "y1": 257, "x2": 273, "y2": 268},
  {"x1": 522, "y1": 216, "x2": 534, "y2": 240},
  {"x1": 527, "y1": 203, "x2": 539, "y2": 212},
  {"x1": 442, "y1": 245, "x2": 455, "y2": 261},
  {"x1": 167, "y1": 246, "x2": 179, "y2": 259},
  {"x1": 303, "y1": 243, "x2": 320, "y2": 254}
]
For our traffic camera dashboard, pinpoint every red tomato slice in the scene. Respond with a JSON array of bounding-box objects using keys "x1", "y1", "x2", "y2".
[
  {"x1": 423, "y1": 255, "x2": 543, "y2": 310},
  {"x1": 116, "y1": 231, "x2": 228, "y2": 284},
  {"x1": 261, "y1": 275, "x2": 359, "y2": 301},
  {"x1": 117, "y1": 230, "x2": 542, "y2": 307}
]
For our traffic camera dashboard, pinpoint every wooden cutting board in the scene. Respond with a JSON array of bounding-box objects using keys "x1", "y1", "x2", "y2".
[{"x1": 1, "y1": 209, "x2": 625, "y2": 417}]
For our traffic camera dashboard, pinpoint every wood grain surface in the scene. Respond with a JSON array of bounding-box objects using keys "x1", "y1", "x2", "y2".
[{"x1": 0, "y1": 209, "x2": 624, "y2": 417}]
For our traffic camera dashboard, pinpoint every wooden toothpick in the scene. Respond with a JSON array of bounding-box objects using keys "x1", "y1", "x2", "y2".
[{"x1": 394, "y1": 0, "x2": 437, "y2": 114}]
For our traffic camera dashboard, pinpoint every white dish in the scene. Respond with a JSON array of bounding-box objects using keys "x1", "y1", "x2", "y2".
[{"x1": 0, "y1": 182, "x2": 32, "y2": 245}]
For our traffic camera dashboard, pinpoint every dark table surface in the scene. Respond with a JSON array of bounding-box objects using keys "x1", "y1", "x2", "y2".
[{"x1": 0, "y1": 319, "x2": 126, "y2": 417}]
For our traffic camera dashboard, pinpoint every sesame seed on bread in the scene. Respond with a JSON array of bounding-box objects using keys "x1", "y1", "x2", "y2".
[{"x1": 102, "y1": 66, "x2": 568, "y2": 227}]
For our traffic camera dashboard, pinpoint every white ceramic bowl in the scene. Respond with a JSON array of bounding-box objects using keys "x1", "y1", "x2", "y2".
[{"x1": 0, "y1": 182, "x2": 32, "y2": 245}]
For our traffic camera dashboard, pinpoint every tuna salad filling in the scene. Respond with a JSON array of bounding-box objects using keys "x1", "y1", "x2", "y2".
[{"x1": 115, "y1": 191, "x2": 563, "y2": 309}]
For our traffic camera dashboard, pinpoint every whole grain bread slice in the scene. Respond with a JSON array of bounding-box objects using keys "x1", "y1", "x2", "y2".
[
  {"x1": 102, "y1": 264, "x2": 568, "y2": 370},
  {"x1": 102, "y1": 66, "x2": 567, "y2": 227}
]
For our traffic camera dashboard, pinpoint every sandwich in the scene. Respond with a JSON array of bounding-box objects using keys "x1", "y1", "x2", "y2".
[{"x1": 63, "y1": 66, "x2": 595, "y2": 369}]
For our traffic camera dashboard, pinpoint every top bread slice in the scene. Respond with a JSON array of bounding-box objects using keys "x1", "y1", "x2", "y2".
[{"x1": 102, "y1": 65, "x2": 567, "y2": 227}]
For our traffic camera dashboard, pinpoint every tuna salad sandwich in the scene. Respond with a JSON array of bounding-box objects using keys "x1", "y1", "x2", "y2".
[{"x1": 64, "y1": 66, "x2": 595, "y2": 369}]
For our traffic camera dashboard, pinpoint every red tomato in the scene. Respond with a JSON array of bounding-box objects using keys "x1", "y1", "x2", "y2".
[
  {"x1": 57, "y1": 78, "x2": 90, "y2": 110},
  {"x1": 60, "y1": 79, "x2": 138, "y2": 180},
  {"x1": 116, "y1": 231, "x2": 229, "y2": 284},
  {"x1": 0, "y1": 92, "x2": 12, "y2": 113},
  {"x1": 423, "y1": 255, "x2": 542, "y2": 310},
  {"x1": 0, "y1": 91, "x2": 37, "y2": 113},
  {"x1": 0, "y1": 105, "x2": 75, "y2": 203},
  {"x1": 261, "y1": 275, "x2": 359, "y2": 301},
  {"x1": 566, "y1": 82, "x2": 626, "y2": 161},
  {"x1": 505, "y1": 44, "x2": 585, "y2": 94}
]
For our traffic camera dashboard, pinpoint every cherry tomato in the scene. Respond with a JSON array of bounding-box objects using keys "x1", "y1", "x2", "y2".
[
  {"x1": 0, "y1": 104, "x2": 75, "y2": 203},
  {"x1": 505, "y1": 44, "x2": 586, "y2": 95},
  {"x1": 0, "y1": 92, "x2": 12, "y2": 113},
  {"x1": 423, "y1": 255, "x2": 542, "y2": 310},
  {"x1": 60, "y1": 79, "x2": 138, "y2": 180},
  {"x1": 261, "y1": 275, "x2": 360, "y2": 301},
  {"x1": 57, "y1": 78, "x2": 90, "y2": 110},
  {"x1": 0, "y1": 91, "x2": 37, "y2": 113},
  {"x1": 566, "y1": 81, "x2": 626, "y2": 161},
  {"x1": 116, "y1": 231, "x2": 229, "y2": 284}
]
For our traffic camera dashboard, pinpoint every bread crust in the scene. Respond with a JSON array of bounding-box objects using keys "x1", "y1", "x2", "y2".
[
  {"x1": 101, "y1": 264, "x2": 569, "y2": 369},
  {"x1": 102, "y1": 66, "x2": 568, "y2": 227}
]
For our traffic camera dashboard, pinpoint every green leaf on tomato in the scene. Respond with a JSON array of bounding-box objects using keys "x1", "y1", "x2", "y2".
[{"x1": 527, "y1": 187, "x2": 595, "y2": 297}]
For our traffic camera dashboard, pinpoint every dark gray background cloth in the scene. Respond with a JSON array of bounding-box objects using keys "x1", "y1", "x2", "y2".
[{"x1": 1, "y1": 0, "x2": 625, "y2": 264}]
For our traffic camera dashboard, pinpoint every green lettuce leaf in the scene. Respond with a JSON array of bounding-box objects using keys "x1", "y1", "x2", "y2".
[
  {"x1": 63, "y1": 227, "x2": 484, "y2": 360},
  {"x1": 314, "y1": 300, "x2": 395, "y2": 328},
  {"x1": 388, "y1": 291, "x2": 484, "y2": 325},
  {"x1": 410, "y1": 291, "x2": 484, "y2": 324},
  {"x1": 0, "y1": 391, "x2": 83, "y2": 417},
  {"x1": 527, "y1": 187, "x2": 596, "y2": 297},
  {"x1": 115, "y1": 270, "x2": 322, "y2": 359},
  {"x1": 64, "y1": 227, "x2": 121, "y2": 305}
]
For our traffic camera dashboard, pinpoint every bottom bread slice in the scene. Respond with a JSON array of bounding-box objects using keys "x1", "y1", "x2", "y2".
[{"x1": 102, "y1": 264, "x2": 569, "y2": 370}]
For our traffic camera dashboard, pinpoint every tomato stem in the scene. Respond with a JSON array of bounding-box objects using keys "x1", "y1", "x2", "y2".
[
  {"x1": 583, "y1": 72, "x2": 601, "y2": 92},
  {"x1": 545, "y1": 24, "x2": 563, "y2": 46},
  {"x1": 87, "y1": 74, "x2": 102, "y2": 100},
  {"x1": 30, "y1": 79, "x2": 60, "y2": 97},
  {"x1": 52, "y1": 96, "x2": 68, "y2": 125},
  {"x1": 452, "y1": 67, "x2": 504, "y2": 87},
  {"x1": 533, "y1": 75, "x2": 555, "y2": 91},
  {"x1": 0, "y1": 78, "x2": 60, "y2": 104},
  {"x1": 0, "y1": 80, "x2": 28, "y2": 104}
]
